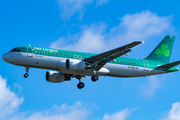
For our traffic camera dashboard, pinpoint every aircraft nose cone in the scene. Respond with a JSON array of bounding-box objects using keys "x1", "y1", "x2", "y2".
[{"x1": 2, "y1": 53, "x2": 8, "y2": 62}]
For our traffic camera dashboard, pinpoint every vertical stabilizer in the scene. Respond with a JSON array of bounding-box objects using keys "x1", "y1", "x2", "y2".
[{"x1": 145, "y1": 35, "x2": 175, "y2": 63}]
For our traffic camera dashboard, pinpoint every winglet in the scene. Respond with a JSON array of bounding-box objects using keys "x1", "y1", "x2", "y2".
[{"x1": 141, "y1": 40, "x2": 145, "y2": 44}]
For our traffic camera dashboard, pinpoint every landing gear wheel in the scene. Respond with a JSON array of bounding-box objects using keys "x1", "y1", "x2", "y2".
[
  {"x1": 91, "y1": 75, "x2": 99, "y2": 82},
  {"x1": 77, "y1": 82, "x2": 85, "y2": 89},
  {"x1": 24, "y1": 66, "x2": 30, "y2": 78},
  {"x1": 24, "y1": 73, "x2": 29, "y2": 78}
]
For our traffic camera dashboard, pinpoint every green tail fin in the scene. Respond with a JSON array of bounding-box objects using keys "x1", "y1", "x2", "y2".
[{"x1": 145, "y1": 35, "x2": 175, "y2": 63}]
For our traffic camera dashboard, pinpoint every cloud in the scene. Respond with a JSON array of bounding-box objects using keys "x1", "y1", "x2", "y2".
[
  {"x1": 58, "y1": 0, "x2": 111, "y2": 20},
  {"x1": 12, "y1": 101, "x2": 90, "y2": 120},
  {"x1": 107, "y1": 11, "x2": 172, "y2": 47},
  {"x1": 0, "y1": 75, "x2": 136, "y2": 120},
  {"x1": 102, "y1": 108, "x2": 136, "y2": 120},
  {"x1": 58, "y1": 0, "x2": 93, "y2": 20},
  {"x1": 50, "y1": 23, "x2": 106, "y2": 53},
  {"x1": 161, "y1": 102, "x2": 180, "y2": 120},
  {"x1": 140, "y1": 76, "x2": 161, "y2": 98},
  {"x1": 50, "y1": 10, "x2": 172, "y2": 53},
  {"x1": 96, "y1": 0, "x2": 110, "y2": 7},
  {"x1": 10, "y1": 101, "x2": 136, "y2": 120},
  {"x1": 0, "y1": 75, "x2": 24, "y2": 119}
]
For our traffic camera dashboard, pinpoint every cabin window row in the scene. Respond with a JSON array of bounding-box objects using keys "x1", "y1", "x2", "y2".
[
  {"x1": 116, "y1": 61, "x2": 139, "y2": 65},
  {"x1": 34, "y1": 51, "x2": 87, "y2": 59}
]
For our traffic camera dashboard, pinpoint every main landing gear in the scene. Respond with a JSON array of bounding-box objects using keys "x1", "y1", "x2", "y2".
[
  {"x1": 77, "y1": 82, "x2": 85, "y2": 89},
  {"x1": 76, "y1": 73, "x2": 99, "y2": 89},
  {"x1": 76, "y1": 75, "x2": 85, "y2": 89},
  {"x1": 91, "y1": 75, "x2": 99, "y2": 82},
  {"x1": 91, "y1": 71, "x2": 99, "y2": 82},
  {"x1": 24, "y1": 66, "x2": 29, "y2": 78},
  {"x1": 77, "y1": 75, "x2": 99, "y2": 89}
]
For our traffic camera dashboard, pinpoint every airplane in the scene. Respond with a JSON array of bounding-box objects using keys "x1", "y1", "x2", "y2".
[{"x1": 2, "y1": 35, "x2": 180, "y2": 89}]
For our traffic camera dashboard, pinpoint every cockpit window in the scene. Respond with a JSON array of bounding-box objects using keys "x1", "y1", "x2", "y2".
[
  {"x1": 9, "y1": 48, "x2": 21, "y2": 52},
  {"x1": 10, "y1": 49, "x2": 15, "y2": 52}
]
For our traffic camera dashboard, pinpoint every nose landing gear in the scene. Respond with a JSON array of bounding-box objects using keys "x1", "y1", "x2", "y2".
[
  {"x1": 24, "y1": 73, "x2": 29, "y2": 78},
  {"x1": 24, "y1": 66, "x2": 29, "y2": 78}
]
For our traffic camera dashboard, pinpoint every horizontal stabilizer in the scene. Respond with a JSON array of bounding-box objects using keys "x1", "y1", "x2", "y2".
[{"x1": 157, "y1": 60, "x2": 180, "y2": 69}]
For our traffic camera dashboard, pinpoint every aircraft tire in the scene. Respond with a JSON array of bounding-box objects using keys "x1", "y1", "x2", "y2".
[
  {"x1": 91, "y1": 75, "x2": 99, "y2": 82},
  {"x1": 24, "y1": 73, "x2": 29, "y2": 78},
  {"x1": 77, "y1": 82, "x2": 85, "y2": 89}
]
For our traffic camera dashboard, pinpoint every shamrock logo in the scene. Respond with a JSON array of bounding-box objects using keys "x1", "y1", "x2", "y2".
[{"x1": 155, "y1": 44, "x2": 170, "y2": 57}]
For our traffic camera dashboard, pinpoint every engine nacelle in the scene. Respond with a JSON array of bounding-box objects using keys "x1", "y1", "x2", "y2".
[
  {"x1": 46, "y1": 71, "x2": 70, "y2": 83},
  {"x1": 56, "y1": 59, "x2": 67, "y2": 70},
  {"x1": 66, "y1": 59, "x2": 86, "y2": 70}
]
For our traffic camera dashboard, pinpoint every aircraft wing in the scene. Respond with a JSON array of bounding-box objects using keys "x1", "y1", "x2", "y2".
[{"x1": 84, "y1": 40, "x2": 144, "y2": 71}]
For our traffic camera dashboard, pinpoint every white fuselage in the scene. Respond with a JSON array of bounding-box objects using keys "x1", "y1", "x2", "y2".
[{"x1": 2, "y1": 52, "x2": 167, "y2": 77}]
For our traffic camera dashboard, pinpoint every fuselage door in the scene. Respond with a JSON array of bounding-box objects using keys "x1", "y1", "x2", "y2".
[
  {"x1": 27, "y1": 47, "x2": 33, "y2": 57},
  {"x1": 143, "y1": 60, "x2": 149, "y2": 71}
]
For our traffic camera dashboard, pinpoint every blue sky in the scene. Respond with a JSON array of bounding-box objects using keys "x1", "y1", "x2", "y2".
[{"x1": 1, "y1": 0, "x2": 180, "y2": 120}]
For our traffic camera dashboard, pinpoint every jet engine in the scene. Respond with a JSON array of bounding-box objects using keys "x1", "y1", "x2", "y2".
[
  {"x1": 65, "y1": 59, "x2": 86, "y2": 70},
  {"x1": 46, "y1": 71, "x2": 70, "y2": 83}
]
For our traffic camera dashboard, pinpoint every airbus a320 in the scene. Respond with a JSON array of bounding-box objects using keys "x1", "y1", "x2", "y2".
[{"x1": 2, "y1": 35, "x2": 180, "y2": 89}]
